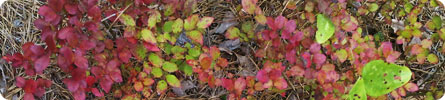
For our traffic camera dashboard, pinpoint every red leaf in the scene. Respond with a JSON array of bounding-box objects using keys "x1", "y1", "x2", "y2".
[
  {"x1": 63, "y1": 78, "x2": 79, "y2": 92},
  {"x1": 325, "y1": 71, "x2": 339, "y2": 83},
  {"x1": 37, "y1": 79, "x2": 52, "y2": 88},
  {"x1": 100, "y1": 78, "x2": 113, "y2": 93},
  {"x1": 210, "y1": 46, "x2": 220, "y2": 60},
  {"x1": 200, "y1": 57, "x2": 212, "y2": 70},
  {"x1": 256, "y1": 69, "x2": 269, "y2": 83},
  {"x1": 410, "y1": 45, "x2": 423, "y2": 55},
  {"x1": 24, "y1": 93, "x2": 35, "y2": 100},
  {"x1": 58, "y1": 27, "x2": 74, "y2": 40},
  {"x1": 403, "y1": 82, "x2": 419, "y2": 92},
  {"x1": 64, "y1": 4, "x2": 78, "y2": 15},
  {"x1": 217, "y1": 58, "x2": 228, "y2": 67},
  {"x1": 79, "y1": 40, "x2": 96, "y2": 51},
  {"x1": 234, "y1": 77, "x2": 246, "y2": 95},
  {"x1": 284, "y1": 20, "x2": 296, "y2": 33},
  {"x1": 386, "y1": 51, "x2": 401, "y2": 63},
  {"x1": 108, "y1": 60, "x2": 123, "y2": 83},
  {"x1": 34, "y1": 19, "x2": 49, "y2": 30},
  {"x1": 86, "y1": 76, "x2": 96, "y2": 87},
  {"x1": 143, "y1": 42, "x2": 160, "y2": 52},
  {"x1": 273, "y1": 77, "x2": 287, "y2": 90},
  {"x1": 309, "y1": 43, "x2": 320, "y2": 54},
  {"x1": 91, "y1": 88, "x2": 104, "y2": 97},
  {"x1": 287, "y1": 65, "x2": 304, "y2": 77},
  {"x1": 285, "y1": 50, "x2": 296, "y2": 64},
  {"x1": 134, "y1": 81, "x2": 144, "y2": 92},
  {"x1": 16, "y1": 76, "x2": 25, "y2": 88},
  {"x1": 48, "y1": 0, "x2": 65, "y2": 12},
  {"x1": 391, "y1": 90, "x2": 401, "y2": 99},
  {"x1": 74, "y1": 51, "x2": 88, "y2": 70},
  {"x1": 34, "y1": 54, "x2": 50, "y2": 74},
  {"x1": 38, "y1": 6, "x2": 59, "y2": 23},
  {"x1": 24, "y1": 79, "x2": 37, "y2": 93},
  {"x1": 398, "y1": 88, "x2": 406, "y2": 96},
  {"x1": 222, "y1": 78, "x2": 234, "y2": 90},
  {"x1": 73, "y1": 89, "x2": 86, "y2": 100},
  {"x1": 118, "y1": 49, "x2": 131, "y2": 63},
  {"x1": 274, "y1": 16, "x2": 287, "y2": 30},
  {"x1": 313, "y1": 53, "x2": 326, "y2": 65},
  {"x1": 281, "y1": 30, "x2": 291, "y2": 40},
  {"x1": 58, "y1": 46, "x2": 73, "y2": 71},
  {"x1": 266, "y1": 17, "x2": 277, "y2": 30},
  {"x1": 24, "y1": 64, "x2": 36, "y2": 75},
  {"x1": 44, "y1": 36, "x2": 57, "y2": 53},
  {"x1": 29, "y1": 44, "x2": 44, "y2": 57},
  {"x1": 301, "y1": 52, "x2": 312, "y2": 68},
  {"x1": 421, "y1": 39, "x2": 432, "y2": 48},
  {"x1": 292, "y1": 31, "x2": 304, "y2": 43},
  {"x1": 341, "y1": 16, "x2": 358, "y2": 32},
  {"x1": 88, "y1": 6, "x2": 101, "y2": 22},
  {"x1": 381, "y1": 42, "x2": 393, "y2": 57}
]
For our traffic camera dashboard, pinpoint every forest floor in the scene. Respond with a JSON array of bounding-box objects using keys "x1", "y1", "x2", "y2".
[{"x1": 0, "y1": 0, "x2": 444, "y2": 100}]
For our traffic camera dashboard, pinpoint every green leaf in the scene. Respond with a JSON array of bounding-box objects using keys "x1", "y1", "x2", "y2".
[
  {"x1": 362, "y1": 60, "x2": 412, "y2": 97},
  {"x1": 368, "y1": 3, "x2": 379, "y2": 12},
  {"x1": 151, "y1": 67, "x2": 163, "y2": 78},
  {"x1": 156, "y1": 80, "x2": 168, "y2": 94},
  {"x1": 186, "y1": 30, "x2": 203, "y2": 45},
  {"x1": 135, "y1": 44, "x2": 147, "y2": 60},
  {"x1": 348, "y1": 78, "x2": 367, "y2": 100},
  {"x1": 165, "y1": 74, "x2": 181, "y2": 88},
  {"x1": 119, "y1": 14, "x2": 135, "y2": 26},
  {"x1": 172, "y1": 19, "x2": 184, "y2": 34},
  {"x1": 316, "y1": 14, "x2": 335, "y2": 44},
  {"x1": 180, "y1": 64, "x2": 193, "y2": 76},
  {"x1": 149, "y1": 53, "x2": 163, "y2": 67},
  {"x1": 163, "y1": 21, "x2": 174, "y2": 33},
  {"x1": 255, "y1": 14, "x2": 267, "y2": 25},
  {"x1": 225, "y1": 27, "x2": 241, "y2": 40},
  {"x1": 171, "y1": 46, "x2": 186, "y2": 54},
  {"x1": 164, "y1": 44, "x2": 173, "y2": 55},
  {"x1": 148, "y1": 11, "x2": 161, "y2": 29},
  {"x1": 188, "y1": 47, "x2": 201, "y2": 58},
  {"x1": 404, "y1": 3, "x2": 413, "y2": 13},
  {"x1": 140, "y1": 29, "x2": 157, "y2": 44},
  {"x1": 431, "y1": 0, "x2": 438, "y2": 7},
  {"x1": 335, "y1": 49, "x2": 348, "y2": 63},
  {"x1": 184, "y1": 15, "x2": 199, "y2": 31},
  {"x1": 433, "y1": 15, "x2": 442, "y2": 29},
  {"x1": 197, "y1": 17, "x2": 214, "y2": 29},
  {"x1": 162, "y1": 62, "x2": 178, "y2": 72},
  {"x1": 242, "y1": 21, "x2": 254, "y2": 33},
  {"x1": 164, "y1": 4, "x2": 175, "y2": 16},
  {"x1": 427, "y1": 54, "x2": 439, "y2": 64}
]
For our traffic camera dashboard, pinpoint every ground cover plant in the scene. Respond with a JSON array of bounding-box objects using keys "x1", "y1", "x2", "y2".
[{"x1": 1, "y1": 0, "x2": 445, "y2": 100}]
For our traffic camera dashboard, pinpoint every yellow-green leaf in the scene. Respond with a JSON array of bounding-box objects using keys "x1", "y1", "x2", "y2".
[
  {"x1": 316, "y1": 14, "x2": 335, "y2": 44},
  {"x1": 184, "y1": 15, "x2": 199, "y2": 31},
  {"x1": 149, "y1": 53, "x2": 163, "y2": 67},
  {"x1": 162, "y1": 62, "x2": 178, "y2": 72},
  {"x1": 166, "y1": 74, "x2": 181, "y2": 88},
  {"x1": 163, "y1": 21, "x2": 174, "y2": 33},
  {"x1": 172, "y1": 19, "x2": 184, "y2": 34},
  {"x1": 151, "y1": 67, "x2": 163, "y2": 78},
  {"x1": 140, "y1": 29, "x2": 157, "y2": 44},
  {"x1": 157, "y1": 80, "x2": 168, "y2": 94},
  {"x1": 119, "y1": 14, "x2": 135, "y2": 26},
  {"x1": 197, "y1": 17, "x2": 214, "y2": 29},
  {"x1": 186, "y1": 30, "x2": 203, "y2": 45}
]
